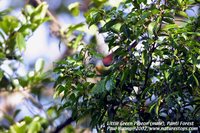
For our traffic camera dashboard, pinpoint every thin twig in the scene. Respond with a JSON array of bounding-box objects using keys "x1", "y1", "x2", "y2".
[{"x1": 34, "y1": 0, "x2": 61, "y2": 28}]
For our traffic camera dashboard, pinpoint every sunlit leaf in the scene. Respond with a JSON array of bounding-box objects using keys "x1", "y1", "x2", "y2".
[
  {"x1": 177, "y1": 0, "x2": 183, "y2": 6},
  {"x1": 99, "y1": 19, "x2": 119, "y2": 33},
  {"x1": 155, "y1": 97, "x2": 162, "y2": 116},
  {"x1": 84, "y1": 8, "x2": 104, "y2": 26},
  {"x1": 10, "y1": 121, "x2": 26, "y2": 133},
  {"x1": 164, "y1": 71, "x2": 169, "y2": 80},
  {"x1": 35, "y1": 58, "x2": 45, "y2": 73},
  {"x1": 73, "y1": 33, "x2": 83, "y2": 49},
  {"x1": 15, "y1": 32, "x2": 26, "y2": 51},
  {"x1": 148, "y1": 21, "x2": 157, "y2": 38},
  {"x1": 68, "y1": 2, "x2": 80, "y2": 16},
  {"x1": 24, "y1": 5, "x2": 35, "y2": 15},
  {"x1": 142, "y1": 50, "x2": 148, "y2": 65},
  {"x1": 0, "y1": 16, "x2": 19, "y2": 34},
  {"x1": 162, "y1": 24, "x2": 179, "y2": 31},
  {"x1": 28, "y1": 120, "x2": 40, "y2": 133},
  {"x1": 65, "y1": 23, "x2": 84, "y2": 37},
  {"x1": 30, "y1": 2, "x2": 48, "y2": 23},
  {"x1": 176, "y1": 11, "x2": 188, "y2": 18}
]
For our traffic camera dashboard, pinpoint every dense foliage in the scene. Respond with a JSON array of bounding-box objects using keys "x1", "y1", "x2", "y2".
[
  {"x1": 54, "y1": 0, "x2": 200, "y2": 131},
  {"x1": 0, "y1": 0, "x2": 200, "y2": 132}
]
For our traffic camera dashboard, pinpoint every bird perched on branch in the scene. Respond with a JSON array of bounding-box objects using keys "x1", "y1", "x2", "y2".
[
  {"x1": 89, "y1": 52, "x2": 114, "y2": 75},
  {"x1": 89, "y1": 43, "x2": 138, "y2": 75},
  {"x1": 89, "y1": 40, "x2": 138, "y2": 75}
]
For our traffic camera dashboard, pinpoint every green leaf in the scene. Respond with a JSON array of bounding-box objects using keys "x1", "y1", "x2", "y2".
[
  {"x1": 152, "y1": 9, "x2": 160, "y2": 15},
  {"x1": 177, "y1": 0, "x2": 183, "y2": 6},
  {"x1": 24, "y1": 5, "x2": 35, "y2": 15},
  {"x1": 4, "y1": 113, "x2": 15, "y2": 125},
  {"x1": 193, "y1": 105, "x2": 200, "y2": 116},
  {"x1": 105, "y1": 78, "x2": 115, "y2": 91},
  {"x1": 84, "y1": 8, "x2": 104, "y2": 26},
  {"x1": 149, "y1": 103, "x2": 157, "y2": 113},
  {"x1": 18, "y1": 24, "x2": 33, "y2": 36},
  {"x1": 15, "y1": 32, "x2": 26, "y2": 51},
  {"x1": 137, "y1": 0, "x2": 147, "y2": 4},
  {"x1": 54, "y1": 85, "x2": 66, "y2": 98},
  {"x1": 120, "y1": 68, "x2": 129, "y2": 84},
  {"x1": 91, "y1": 79, "x2": 106, "y2": 95},
  {"x1": 196, "y1": 56, "x2": 200, "y2": 69},
  {"x1": 30, "y1": 2, "x2": 48, "y2": 23},
  {"x1": 13, "y1": 109, "x2": 21, "y2": 119},
  {"x1": 176, "y1": 11, "x2": 188, "y2": 18},
  {"x1": 34, "y1": 58, "x2": 45, "y2": 73},
  {"x1": 162, "y1": 24, "x2": 179, "y2": 31},
  {"x1": 163, "y1": 17, "x2": 175, "y2": 24},
  {"x1": 28, "y1": 121, "x2": 40, "y2": 133},
  {"x1": 10, "y1": 121, "x2": 26, "y2": 133},
  {"x1": 99, "y1": 19, "x2": 119, "y2": 33},
  {"x1": 24, "y1": 116, "x2": 33, "y2": 124},
  {"x1": 0, "y1": 16, "x2": 19, "y2": 34},
  {"x1": 65, "y1": 23, "x2": 84, "y2": 37},
  {"x1": 68, "y1": 2, "x2": 80, "y2": 16},
  {"x1": 93, "y1": 0, "x2": 107, "y2": 4},
  {"x1": 73, "y1": 33, "x2": 83, "y2": 49},
  {"x1": 0, "y1": 9, "x2": 11, "y2": 17},
  {"x1": 64, "y1": 125, "x2": 75, "y2": 133},
  {"x1": 193, "y1": 74, "x2": 199, "y2": 87},
  {"x1": 0, "y1": 30, "x2": 6, "y2": 41},
  {"x1": 147, "y1": 21, "x2": 157, "y2": 38},
  {"x1": 0, "y1": 52, "x2": 5, "y2": 59},
  {"x1": 164, "y1": 71, "x2": 169, "y2": 80},
  {"x1": 142, "y1": 50, "x2": 148, "y2": 66},
  {"x1": 155, "y1": 96, "x2": 162, "y2": 116},
  {"x1": 0, "y1": 70, "x2": 3, "y2": 82},
  {"x1": 120, "y1": 24, "x2": 131, "y2": 38}
]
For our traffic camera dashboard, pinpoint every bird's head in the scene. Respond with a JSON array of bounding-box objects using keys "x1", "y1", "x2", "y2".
[
  {"x1": 89, "y1": 53, "x2": 114, "y2": 67},
  {"x1": 89, "y1": 55, "x2": 112, "y2": 75},
  {"x1": 102, "y1": 53, "x2": 114, "y2": 67}
]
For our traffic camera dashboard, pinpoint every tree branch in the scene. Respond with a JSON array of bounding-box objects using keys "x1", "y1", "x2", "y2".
[
  {"x1": 142, "y1": 9, "x2": 164, "y2": 93},
  {"x1": 52, "y1": 117, "x2": 74, "y2": 133},
  {"x1": 34, "y1": 0, "x2": 60, "y2": 28}
]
